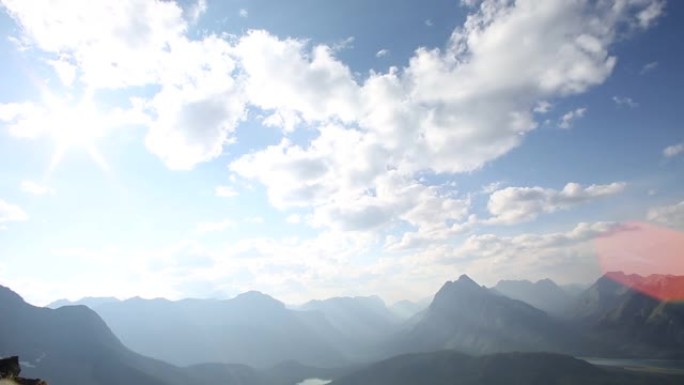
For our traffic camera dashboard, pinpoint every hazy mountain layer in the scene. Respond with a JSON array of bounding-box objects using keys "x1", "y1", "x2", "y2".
[
  {"x1": 64, "y1": 291, "x2": 347, "y2": 368},
  {"x1": 493, "y1": 278, "x2": 574, "y2": 316},
  {"x1": 0, "y1": 285, "x2": 212, "y2": 385}
]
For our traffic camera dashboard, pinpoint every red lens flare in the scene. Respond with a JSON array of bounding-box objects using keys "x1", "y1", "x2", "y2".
[{"x1": 595, "y1": 221, "x2": 684, "y2": 302}]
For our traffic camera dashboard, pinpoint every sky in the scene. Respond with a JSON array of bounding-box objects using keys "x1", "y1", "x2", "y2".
[{"x1": 0, "y1": 0, "x2": 683, "y2": 306}]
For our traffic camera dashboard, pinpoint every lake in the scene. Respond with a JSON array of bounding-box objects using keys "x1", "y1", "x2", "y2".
[{"x1": 580, "y1": 357, "x2": 684, "y2": 373}]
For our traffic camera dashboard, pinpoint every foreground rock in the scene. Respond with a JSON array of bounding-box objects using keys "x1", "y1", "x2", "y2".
[{"x1": 0, "y1": 356, "x2": 47, "y2": 385}]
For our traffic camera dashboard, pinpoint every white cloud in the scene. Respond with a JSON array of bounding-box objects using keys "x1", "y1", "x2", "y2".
[
  {"x1": 641, "y1": 61, "x2": 658, "y2": 74},
  {"x1": 450, "y1": 221, "x2": 621, "y2": 284},
  {"x1": 187, "y1": 0, "x2": 207, "y2": 23},
  {"x1": 142, "y1": 34, "x2": 247, "y2": 170},
  {"x1": 0, "y1": 199, "x2": 28, "y2": 224},
  {"x1": 533, "y1": 100, "x2": 552, "y2": 114},
  {"x1": 663, "y1": 142, "x2": 684, "y2": 158},
  {"x1": 0, "y1": 102, "x2": 57, "y2": 139},
  {"x1": 2, "y1": 0, "x2": 187, "y2": 89},
  {"x1": 286, "y1": 214, "x2": 302, "y2": 224},
  {"x1": 239, "y1": 8, "x2": 248, "y2": 18},
  {"x1": 647, "y1": 200, "x2": 684, "y2": 229},
  {"x1": 486, "y1": 182, "x2": 627, "y2": 225},
  {"x1": 48, "y1": 56, "x2": 77, "y2": 86},
  {"x1": 3, "y1": 0, "x2": 662, "y2": 176},
  {"x1": 612, "y1": 96, "x2": 638, "y2": 108},
  {"x1": 375, "y1": 49, "x2": 390, "y2": 58},
  {"x1": 230, "y1": 0, "x2": 660, "y2": 233},
  {"x1": 246, "y1": 216, "x2": 264, "y2": 224},
  {"x1": 20, "y1": 180, "x2": 55, "y2": 196},
  {"x1": 215, "y1": 185, "x2": 239, "y2": 198},
  {"x1": 558, "y1": 107, "x2": 587, "y2": 129},
  {"x1": 235, "y1": 30, "x2": 361, "y2": 129},
  {"x1": 3, "y1": 0, "x2": 246, "y2": 170},
  {"x1": 195, "y1": 219, "x2": 235, "y2": 234},
  {"x1": 636, "y1": 0, "x2": 665, "y2": 29}
]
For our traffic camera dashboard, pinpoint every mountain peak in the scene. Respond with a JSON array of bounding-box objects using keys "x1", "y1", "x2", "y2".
[
  {"x1": 454, "y1": 274, "x2": 480, "y2": 287},
  {"x1": 431, "y1": 275, "x2": 486, "y2": 308},
  {"x1": 0, "y1": 285, "x2": 26, "y2": 308},
  {"x1": 232, "y1": 290, "x2": 285, "y2": 309}
]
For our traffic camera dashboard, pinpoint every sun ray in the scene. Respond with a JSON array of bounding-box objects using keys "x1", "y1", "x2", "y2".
[{"x1": 40, "y1": 91, "x2": 111, "y2": 172}]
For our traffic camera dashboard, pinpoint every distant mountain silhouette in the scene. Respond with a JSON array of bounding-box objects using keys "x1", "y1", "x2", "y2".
[
  {"x1": 62, "y1": 290, "x2": 346, "y2": 367},
  {"x1": 386, "y1": 275, "x2": 582, "y2": 356},
  {"x1": 573, "y1": 272, "x2": 684, "y2": 358},
  {"x1": 0, "y1": 285, "x2": 224, "y2": 385},
  {"x1": 46, "y1": 297, "x2": 119, "y2": 309},
  {"x1": 329, "y1": 350, "x2": 684, "y2": 385},
  {"x1": 0, "y1": 284, "x2": 360, "y2": 385},
  {"x1": 389, "y1": 299, "x2": 430, "y2": 320},
  {"x1": 493, "y1": 278, "x2": 573, "y2": 316},
  {"x1": 300, "y1": 295, "x2": 400, "y2": 357}
]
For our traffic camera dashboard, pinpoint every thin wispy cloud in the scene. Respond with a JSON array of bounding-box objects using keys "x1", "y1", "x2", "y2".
[
  {"x1": 558, "y1": 108, "x2": 587, "y2": 129},
  {"x1": 612, "y1": 96, "x2": 638, "y2": 108},
  {"x1": 663, "y1": 142, "x2": 684, "y2": 158}
]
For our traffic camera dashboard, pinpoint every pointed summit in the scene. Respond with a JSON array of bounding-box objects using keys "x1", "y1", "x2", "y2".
[{"x1": 456, "y1": 274, "x2": 478, "y2": 286}]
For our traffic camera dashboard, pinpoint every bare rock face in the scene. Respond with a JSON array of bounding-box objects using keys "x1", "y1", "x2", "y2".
[{"x1": 0, "y1": 356, "x2": 47, "y2": 385}]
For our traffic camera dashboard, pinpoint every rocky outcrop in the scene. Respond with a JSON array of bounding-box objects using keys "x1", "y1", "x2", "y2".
[{"x1": 0, "y1": 356, "x2": 47, "y2": 385}]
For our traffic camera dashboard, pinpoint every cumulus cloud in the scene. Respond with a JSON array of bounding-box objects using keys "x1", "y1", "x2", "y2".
[
  {"x1": 376, "y1": 49, "x2": 390, "y2": 58},
  {"x1": 663, "y1": 142, "x2": 684, "y2": 158},
  {"x1": 230, "y1": 0, "x2": 658, "y2": 232},
  {"x1": 647, "y1": 200, "x2": 684, "y2": 229},
  {"x1": 485, "y1": 182, "x2": 627, "y2": 225},
  {"x1": 0, "y1": 199, "x2": 28, "y2": 224},
  {"x1": 235, "y1": 30, "x2": 361, "y2": 129},
  {"x1": 558, "y1": 108, "x2": 587, "y2": 129},
  {"x1": 3, "y1": 0, "x2": 663, "y2": 178},
  {"x1": 1, "y1": 0, "x2": 665, "y2": 239},
  {"x1": 2, "y1": 0, "x2": 246, "y2": 170},
  {"x1": 2, "y1": 0, "x2": 187, "y2": 89}
]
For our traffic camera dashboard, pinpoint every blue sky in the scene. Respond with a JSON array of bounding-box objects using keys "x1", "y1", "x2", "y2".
[{"x1": 0, "y1": 0, "x2": 682, "y2": 306}]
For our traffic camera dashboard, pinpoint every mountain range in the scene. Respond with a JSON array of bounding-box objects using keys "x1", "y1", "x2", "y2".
[
  {"x1": 386, "y1": 275, "x2": 584, "y2": 357},
  {"x1": 492, "y1": 278, "x2": 575, "y2": 316},
  {"x1": 4, "y1": 271, "x2": 684, "y2": 384}
]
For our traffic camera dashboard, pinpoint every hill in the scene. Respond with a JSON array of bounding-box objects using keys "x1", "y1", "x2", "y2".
[{"x1": 329, "y1": 350, "x2": 684, "y2": 385}]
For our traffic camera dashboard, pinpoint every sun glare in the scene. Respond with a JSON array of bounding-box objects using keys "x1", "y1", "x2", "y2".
[{"x1": 43, "y1": 94, "x2": 110, "y2": 171}]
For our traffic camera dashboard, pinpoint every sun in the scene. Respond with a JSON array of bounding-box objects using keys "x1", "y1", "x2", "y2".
[{"x1": 42, "y1": 93, "x2": 110, "y2": 171}]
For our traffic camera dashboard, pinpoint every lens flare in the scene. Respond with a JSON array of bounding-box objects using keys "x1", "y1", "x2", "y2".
[{"x1": 595, "y1": 221, "x2": 684, "y2": 301}]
